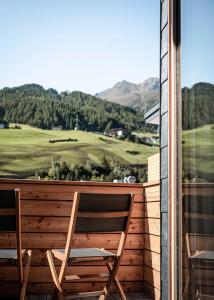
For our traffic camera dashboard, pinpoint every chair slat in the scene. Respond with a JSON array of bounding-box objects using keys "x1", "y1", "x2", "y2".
[
  {"x1": 65, "y1": 290, "x2": 105, "y2": 298},
  {"x1": 76, "y1": 217, "x2": 127, "y2": 233},
  {"x1": 185, "y1": 212, "x2": 214, "y2": 220},
  {"x1": 0, "y1": 190, "x2": 16, "y2": 208},
  {"x1": 0, "y1": 216, "x2": 16, "y2": 232},
  {"x1": 0, "y1": 209, "x2": 16, "y2": 216},
  {"x1": 79, "y1": 194, "x2": 131, "y2": 212},
  {"x1": 77, "y1": 211, "x2": 129, "y2": 218},
  {"x1": 65, "y1": 273, "x2": 109, "y2": 280}
]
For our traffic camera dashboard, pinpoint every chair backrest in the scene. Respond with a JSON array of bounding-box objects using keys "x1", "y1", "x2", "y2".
[
  {"x1": 75, "y1": 193, "x2": 133, "y2": 233},
  {"x1": 0, "y1": 190, "x2": 18, "y2": 232},
  {"x1": 0, "y1": 189, "x2": 23, "y2": 283},
  {"x1": 60, "y1": 192, "x2": 134, "y2": 283},
  {"x1": 183, "y1": 192, "x2": 214, "y2": 255}
]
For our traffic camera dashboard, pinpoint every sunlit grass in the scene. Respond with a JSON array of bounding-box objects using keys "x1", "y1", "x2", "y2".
[{"x1": 0, "y1": 124, "x2": 158, "y2": 176}]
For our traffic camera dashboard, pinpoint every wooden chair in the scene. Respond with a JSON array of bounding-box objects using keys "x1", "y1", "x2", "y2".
[
  {"x1": 46, "y1": 192, "x2": 134, "y2": 300},
  {"x1": 183, "y1": 190, "x2": 214, "y2": 299},
  {"x1": 0, "y1": 189, "x2": 32, "y2": 300}
]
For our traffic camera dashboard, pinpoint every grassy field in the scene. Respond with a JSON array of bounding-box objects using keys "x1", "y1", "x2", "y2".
[
  {"x1": 0, "y1": 124, "x2": 158, "y2": 177},
  {"x1": 182, "y1": 124, "x2": 214, "y2": 182}
]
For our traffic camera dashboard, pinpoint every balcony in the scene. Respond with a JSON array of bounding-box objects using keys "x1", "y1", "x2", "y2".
[{"x1": 0, "y1": 177, "x2": 160, "y2": 299}]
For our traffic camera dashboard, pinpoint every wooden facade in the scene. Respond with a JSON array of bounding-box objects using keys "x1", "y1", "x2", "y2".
[
  {"x1": 148, "y1": 154, "x2": 160, "y2": 182},
  {"x1": 0, "y1": 179, "x2": 161, "y2": 298},
  {"x1": 143, "y1": 182, "x2": 161, "y2": 299}
]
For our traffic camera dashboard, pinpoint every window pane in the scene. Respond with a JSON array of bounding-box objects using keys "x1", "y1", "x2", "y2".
[
  {"x1": 181, "y1": 0, "x2": 214, "y2": 299},
  {"x1": 0, "y1": 1, "x2": 160, "y2": 183}
]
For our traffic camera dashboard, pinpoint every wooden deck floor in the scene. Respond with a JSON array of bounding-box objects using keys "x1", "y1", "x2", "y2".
[{"x1": 28, "y1": 292, "x2": 152, "y2": 300}]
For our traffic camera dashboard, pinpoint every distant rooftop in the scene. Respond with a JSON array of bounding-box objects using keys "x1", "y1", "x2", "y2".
[{"x1": 144, "y1": 103, "x2": 160, "y2": 125}]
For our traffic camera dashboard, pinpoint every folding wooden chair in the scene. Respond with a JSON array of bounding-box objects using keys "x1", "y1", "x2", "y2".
[
  {"x1": 0, "y1": 189, "x2": 32, "y2": 300},
  {"x1": 46, "y1": 192, "x2": 134, "y2": 300},
  {"x1": 183, "y1": 191, "x2": 214, "y2": 299}
]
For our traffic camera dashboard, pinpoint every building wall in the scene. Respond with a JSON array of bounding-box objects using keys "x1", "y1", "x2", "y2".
[
  {"x1": 148, "y1": 153, "x2": 160, "y2": 182},
  {"x1": 143, "y1": 181, "x2": 161, "y2": 299}
]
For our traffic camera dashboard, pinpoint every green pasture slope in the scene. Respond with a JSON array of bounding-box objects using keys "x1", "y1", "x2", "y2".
[
  {"x1": 182, "y1": 124, "x2": 214, "y2": 182},
  {"x1": 0, "y1": 124, "x2": 158, "y2": 177}
]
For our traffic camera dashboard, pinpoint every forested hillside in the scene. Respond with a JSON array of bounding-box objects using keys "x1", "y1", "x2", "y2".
[
  {"x1": 0, "y1": 84, "x2": 145, "y2": 131},
  {"x1": 182, "y1": 82, "x2": 214, "y2": 129}
]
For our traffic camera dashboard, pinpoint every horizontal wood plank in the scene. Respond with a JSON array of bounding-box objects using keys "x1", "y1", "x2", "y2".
[
  {"x1": 21, "y1": 217, "x2": 143, "y2": 234},
  {"x1": 144, "y1": 218, "x2": 160, "y2": 236},
  {"x1": 0, "y1": 232, "x2": 144, "y2": 249},
  {"x1": 30, "y1": 249, "x2": 144, "y2": 266},
  {"x1": 144, "y1": 266, "x2": 160, "y2": 289},
  {"x1": 144, "y1": 250, "x2": 160, "y2": 271},
  {"x1": 144, "y1": 282, "x2": 160, "y2": 300},
  {"x1": 144, "y1": 234, "x2": 160, "y2": 254},
  {"x1": 0, "y1": 281, "x2": 144, "y2": 297},
  {"x1": 144, "y1": 202, "x2": 160, "y2": 218},
  {"x1": 21, "y1": 201, "x2": 144, "y2": 218},
  {"x1": 0, "y1": 265, "x2": 143, "y2": 282}
]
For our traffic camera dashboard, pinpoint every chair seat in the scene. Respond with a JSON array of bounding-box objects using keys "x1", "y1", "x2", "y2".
[
  {"x1": 192, "y1": 251, "x2": 214, "y2": 260},
  {"x1": 0, "y1": 249, "x2": 17, "y2": 260},
  {"x1": 56, "y1": 248, "x2": 116, "y2": 258}
]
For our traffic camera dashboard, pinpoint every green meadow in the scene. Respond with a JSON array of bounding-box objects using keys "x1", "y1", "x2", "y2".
[
  {"x1": 182, "y1": 124, "x2": 214, "y2": 182},
  {"x1": 0, "y1": 124, "x2": 158, "y2": 177}
]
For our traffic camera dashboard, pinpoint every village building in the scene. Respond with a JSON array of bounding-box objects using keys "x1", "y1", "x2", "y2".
[{"x1": 0, "y1": 120, "x2": 9, "y2": 129}]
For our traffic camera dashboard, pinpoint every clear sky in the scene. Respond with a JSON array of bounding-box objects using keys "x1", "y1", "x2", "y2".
[
  {"x1": 0, "y1": 0, "x2": 160, "y2": 95},
  {"x1": 182, "y1": 0, "x2": 214, "y2": 87}
]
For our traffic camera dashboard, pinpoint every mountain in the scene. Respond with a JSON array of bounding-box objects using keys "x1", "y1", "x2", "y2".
[
  {"x1": 96, "y1": 77, "x2": 160, "y2": 111},
  {"x1": 0, "y1": 83, "x2": 145, "y2": 131}
]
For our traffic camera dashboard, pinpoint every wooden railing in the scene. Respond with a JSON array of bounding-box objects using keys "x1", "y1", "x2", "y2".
[
  {"x1": 0, "y1": 179, "x2": 161, "y2": 298},
  {"x1": 143, "y1": 181, "x2": 160, "y2": 299},
  {"x1": 0, "y1": 179, "x2": 162, "y2": 298}
]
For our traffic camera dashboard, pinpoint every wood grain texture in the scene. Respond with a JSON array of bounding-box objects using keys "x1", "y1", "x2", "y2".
[
  {"x1": 0, "y1": 282, "x2": 144, "y2": 297},
  {"x1": 148, "y1": 154, "x2": 160, "y2": 182},
  {"x1": 0, "y1": 179, "x2": 148, "y2": 295},
  {"x1": 144, "y1": 266, "x2": 160, "y2": 290}
]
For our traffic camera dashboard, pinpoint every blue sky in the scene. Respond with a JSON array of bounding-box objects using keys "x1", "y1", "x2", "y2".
[
  {"x1": 0, "y1": 0, "x2": 160, "y2": 94},
  {"x1": 182, "y1": 0, "x2": 214, "y2": 87}
]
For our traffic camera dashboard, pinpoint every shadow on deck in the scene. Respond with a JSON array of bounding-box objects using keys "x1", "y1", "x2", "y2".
[{"x1": 28, "y1": 292, "x2": 152, "y2": 300}]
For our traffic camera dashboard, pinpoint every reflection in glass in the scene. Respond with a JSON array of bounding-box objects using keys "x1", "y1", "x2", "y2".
[{"x1": 181, "y1": 0, "x2": 214, "y2": 299}]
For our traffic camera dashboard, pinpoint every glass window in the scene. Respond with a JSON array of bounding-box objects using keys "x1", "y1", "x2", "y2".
[
  {"x1": 181, "y1": 0, "x2": 214, "y2": 298},
  {"x1": 0, "y1": 1, "x2": 160, "y2": 183}
]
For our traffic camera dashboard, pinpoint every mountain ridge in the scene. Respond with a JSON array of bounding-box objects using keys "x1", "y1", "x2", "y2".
[{"x1": 96, "y1": 77, "x2": 160, "y2": 111}]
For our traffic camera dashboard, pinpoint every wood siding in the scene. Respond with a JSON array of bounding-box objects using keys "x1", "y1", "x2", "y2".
[
  {"x1": 148, "y1": 154, "x2": 160, "y2": 182},
  {"x1": 143, "y1": 182, "x2": 161, "y2": 299},
  {"x1": 0, "y1": 179, "x2": 149, "y2": 297},
  {"x1": 0, "y1": 179, "x2": 162, "y2": 298}
]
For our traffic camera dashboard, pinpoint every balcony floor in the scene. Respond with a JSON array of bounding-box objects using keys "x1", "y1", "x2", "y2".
[{"x1": 28, "y1": 292, "x2": 152, "y2": 300}]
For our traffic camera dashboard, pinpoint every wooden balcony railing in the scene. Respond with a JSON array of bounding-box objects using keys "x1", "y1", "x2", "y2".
[{"x1": 0, "y1": 178, "x2": 161, "y2": 298}]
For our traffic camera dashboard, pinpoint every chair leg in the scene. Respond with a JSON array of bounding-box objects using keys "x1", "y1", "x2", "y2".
[
  {"x1": 106, "y1": 262, "x2": 127, "y2": 300},
  {"x1": 20, "y1": 250, "x2": 32, "y2": 300},
  {"x1": 46, "y1": 250, "x2": 64, "y2": 300},
  {"x1": 98, "y1": 261, "x2": 127, "y2": 300},
  {"x1": 190, "y1": 261, "x2": 197, "y2": 299}
]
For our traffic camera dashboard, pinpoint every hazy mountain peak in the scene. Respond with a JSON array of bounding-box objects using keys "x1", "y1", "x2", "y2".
[
  {"x1": 114, "y1": 80, "x2": 136, "y2": 88},
  {"x1": 140, "y1": 77, "x2": 159, "y2": 90},
  {"x1": 96, "y1": 77, "x2": 160, "y2": 111}
]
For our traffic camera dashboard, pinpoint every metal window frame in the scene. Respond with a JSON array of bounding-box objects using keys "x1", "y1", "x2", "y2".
[
  {"x1": 168, "y1": 0, "x2": 182, "y2": 299},
  {"x1": 160, "y1": 0, "x2": 182, "y2": 298}
]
